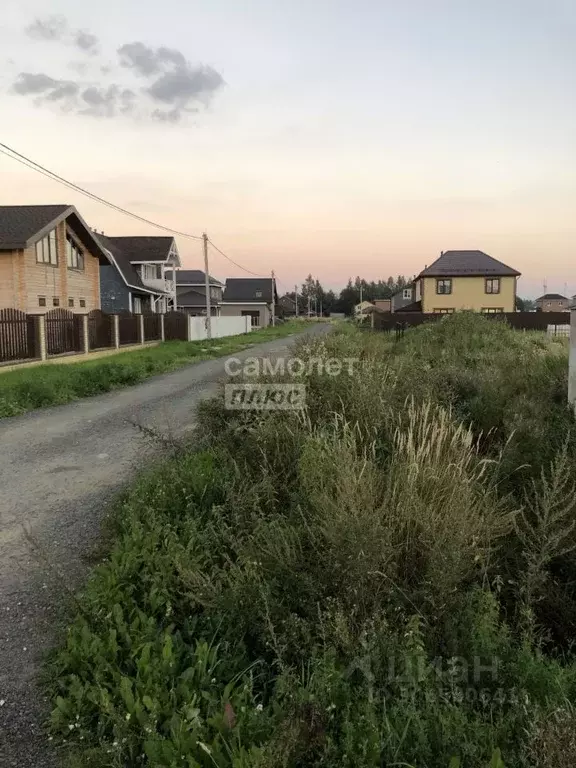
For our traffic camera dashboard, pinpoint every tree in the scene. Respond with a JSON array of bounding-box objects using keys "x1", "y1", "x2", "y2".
[{"x1": 516, "y1": 297, "x2": 536, "y2": 312}]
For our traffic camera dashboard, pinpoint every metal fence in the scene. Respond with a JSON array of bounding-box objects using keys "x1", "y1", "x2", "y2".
[
  {"x1": 143, "y1": 312, "x2": 162, "y2": 342},
  {"x1": 118, "y1": 312, "x2": 140, "y2": 346},
  {"x1": 0, "y1": 308, "x2": 38, "y2": 362},
  {"x1": 372, "y1": 311, "x2": 571, "y2": 333},
  {"x1": 88, "y1": 310, "x2": 113, "y2": 350},
  {"x1": 45, "y1": 309, "x2": 83, "y2": 356},
  {"x1": 163, "y1": 311, "x2": 188, "y2": 341}
]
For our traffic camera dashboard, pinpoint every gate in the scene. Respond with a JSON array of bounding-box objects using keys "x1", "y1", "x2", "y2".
[
  {"x1": 163, "y1": 311, "x2": 188, "y2": 341},
  {"x1": 45, "y1": 309, "x2": 82, "y2": 356}
]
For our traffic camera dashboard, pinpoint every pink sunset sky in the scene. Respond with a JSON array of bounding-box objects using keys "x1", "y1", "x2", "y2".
[{"x1": 0, "y1": 0, "x2": 574, "y2": 298}]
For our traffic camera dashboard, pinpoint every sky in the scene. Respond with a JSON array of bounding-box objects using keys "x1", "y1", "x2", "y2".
[{"x1": 0, "y1": 0, "x2": 574, "y2": 297}]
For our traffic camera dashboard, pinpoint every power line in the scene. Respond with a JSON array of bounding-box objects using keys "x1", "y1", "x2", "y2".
[
  {"x1": 208, "y1": 238, "x2": 264, "y2": 277},
  {"x1": 0, "y1": 141, "x2": 203, "y2": 240}
]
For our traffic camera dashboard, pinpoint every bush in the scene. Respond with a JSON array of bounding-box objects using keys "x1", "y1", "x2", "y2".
[{"x1": 47, "y1": 316, "x2": 576, "y2": 766}]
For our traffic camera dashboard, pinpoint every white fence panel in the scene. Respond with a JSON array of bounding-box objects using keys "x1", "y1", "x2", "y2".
[{"x1": 188, "y1": 315, "x2": 251, "y2": 341}]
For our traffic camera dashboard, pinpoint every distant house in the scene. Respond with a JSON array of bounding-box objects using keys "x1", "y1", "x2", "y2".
[
  {"x1": 354, "y1": 300, "x2": 375, "y2": 316},
  {"x1": 373, "y1": 298, "x2": 391, "y2": 312},
  {"x1": 412, "y1": 250, "x2": 520, "y2": 314},
  {"x1": 279, "y1": 294, "x2": 297, "y2": 316},
  {"x1": 391, "y1": 284, "x2": 415, "y2": 312},
  {"x1": 221, "y1": 277, "x2": 278, "y2": 327},
  {"x1": 175, "y1": 270, "x2": 224, "y2": 315},
  {"x1": 0, "y1": 204, "x2": 110, "y2": 313},
  {"x1": 535, "y1": 293, "x2": 570, "y2": 312},
  {"x1": 98, "y1": 235, "x2": 180, "y2": 313}
]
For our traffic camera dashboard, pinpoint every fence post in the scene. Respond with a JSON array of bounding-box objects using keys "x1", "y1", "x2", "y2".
[
  {"x1": 160, "y1": 313, "x2": 165, "y2": 342},
  {"x1": 569, "y1": 308, "x2": 576, "y2": 409},
  {"x1": 36, "y1": 315, "x2": 47, "y2": 361},
  {"x1": 112, "y1": 315, "x2": 120, "y2": 349},
  {"x1": 187, "y1": 314, "x2": 193, "y2": 342},
  {"x1": 82, "y1": 314, "x2": 89, "y2": 355},
  {"x1": 138, "y1": 314, "x2": 145, "y2": 345}
]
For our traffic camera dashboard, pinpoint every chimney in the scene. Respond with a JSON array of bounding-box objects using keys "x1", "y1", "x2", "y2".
[{"x1": 441, "y1": 250, "x2": 444, "y2": 256}]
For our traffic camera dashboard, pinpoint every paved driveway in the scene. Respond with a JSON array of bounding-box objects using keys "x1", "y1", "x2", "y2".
[{"x1": 0, "y1": 328, "x2": 326, "y2": 766}]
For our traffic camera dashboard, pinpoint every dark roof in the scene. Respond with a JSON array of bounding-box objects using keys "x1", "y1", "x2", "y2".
[
  {"x1": 536, "y1": 293, "x2": 568, "y2": 301},
  {"x1": 0, "y1": 205, "x2": 69, "y2": 247},
  {"x1": 418, "y1": 250, "x2": 520, "y2": 278},
  {"x1": 395, "y1": 300, "x2": 422, "y2": 312},
  {"x1": 102, "y1": 236, "x2": 176, "y2": 263},
  {"x1": 0, "y1": 204, "x2": 110, "y2": 263},
  {"x1": 223, "y1": 278, "x2": 277, "y2": 303},
  {"x1": 176, "y1": 269, "x2": 222, "y2": 286},
  {"x1": 97, "y1": 234, "x2": 147, "y2": 291},
  {"x1": 177, "y1": 288, "x2": 219, "y2": 306}
]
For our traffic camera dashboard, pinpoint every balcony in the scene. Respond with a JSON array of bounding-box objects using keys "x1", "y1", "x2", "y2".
[{"x1": 139, "y1": 276, "x2": 175, "y2": 294}]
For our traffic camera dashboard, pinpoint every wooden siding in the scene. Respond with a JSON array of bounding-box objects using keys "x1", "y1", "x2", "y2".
[{"x1": 0, "y1": 220, "x2": 102, "y2": 313}]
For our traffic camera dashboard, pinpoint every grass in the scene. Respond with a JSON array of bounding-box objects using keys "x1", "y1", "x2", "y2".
[
  {"x1": 0, "y1": 320, "x2": 314, "y2": 418},
  {"x1": 46, "y1": 314, "x2": 576, "y2": 766}
]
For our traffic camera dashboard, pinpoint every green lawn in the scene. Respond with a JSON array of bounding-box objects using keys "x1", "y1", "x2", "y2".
[{"x1": 0, "y1": 320, "x2": 315, "y2": 418}]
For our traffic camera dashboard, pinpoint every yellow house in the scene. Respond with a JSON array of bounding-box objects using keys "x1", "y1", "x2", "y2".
[{"x1": 413, "y1": 250, "x2": 520, "y2": 314}]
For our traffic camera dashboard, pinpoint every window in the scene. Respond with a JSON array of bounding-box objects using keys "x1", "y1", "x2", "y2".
[
  {"x1": 38, "y1": 296, "x2": 46, "y2": 307},
  {"x1": 485, "y1": 278, "x2": 500, "y2": 294},
  {"x1": 436, "y1": 279, "x2": 452, "y2": 295},
  {"x1": 241, "y1": 310, "x2": 260, "y2": 327},
  {"x1": 68, "y1": 298, "x2": 75, "y2": 308},
  {"x1": 66, "y1": 236, "x2": 84, "y2": 270},
  {"x1": 35, "y1": 229, "x2": 58, "y2": 265},
  {"x1": 403, "y1": 288, "x2": 412, "y2": 300},
  {"x1": 482, "y1": 308, "x2": 504, "y2": 314},
  {"x1": 52, "y1": 297, "x2": 60, "y2": 307},
  {"x1": 140, "y1": 264, "x2": 162, "y2": 280},
  {"x1": 79, "y1": 298, "x2": 86, "y2": 308},
  {"x1": 133, "y1": 296, "x2": 142, "y2": 313},
  {"x1": 433, "y1": 308, "x2": 454, "y2": 314}
]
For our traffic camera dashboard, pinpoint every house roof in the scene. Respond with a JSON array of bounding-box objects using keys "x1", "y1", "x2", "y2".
[
  {"x1": 223, "y1": 277, "x2": 277, "y2": 303},
  {"x1": 177, "y1": 287, "x2": 219, "y2": 306},
  {"x1": 176, "y1": 269, "x2": 222, "y2": 286},
  {"x1": 418, "y1": 250, "x2": 520, "y2": 278},
  {"x1": 97, "y1": 234, "x2": 161, "y2": 295},
  {"x1": 536, "y1": 293, "x2": 568, "y2": 301},
  {"x1": 101, "y1": 236, "x2": 178, "y2": 264},
  {"x1": 396, "y1": 300, "x2": 422, "y2": 312},
  {"x1": 0, "y1": 204, "x2": 110, "y2": 263}
]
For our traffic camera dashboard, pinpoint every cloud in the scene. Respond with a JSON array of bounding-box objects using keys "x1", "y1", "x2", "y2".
[
  {"x1": 75, "y1": 30, "x2": 99, "y2": 55},
  {"x1": 26, "y1": 16, "x2": 67, "y2": 41},
  {"x1": 25, "y1": 16, "x2": 100, "y2": 54},
  {"x1": 119, "y1": 41, "x2": 224, "y2": 120},
  {"x1": 13, "y1": 24, "x2": 224, "y2": 123}
]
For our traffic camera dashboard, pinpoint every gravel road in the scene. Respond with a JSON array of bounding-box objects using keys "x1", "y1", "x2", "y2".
[{"x1": 0, "y1": 328, "x2": 325, "y2": 767}]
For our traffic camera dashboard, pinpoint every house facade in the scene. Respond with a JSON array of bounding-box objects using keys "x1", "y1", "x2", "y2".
[
  {"x1": 0, "y1": 205, "x2": 109, "y2": 313},
  {"x1": 391, "y1": 284, "x2": 415, "y2": 312},
  {"x1": 535, "y1": 293, "x2": 569, "y2": 312},
  {"x1": 175, "y1": 270, "x2": 223, "y2": 315},
  {"x1": 412, "y1": 250, "x2": 520, "y2": 314},
  {"x1": 98, "y1": 235, "x2": 180, "y2": 313},
  {"x1": 221, "y1": 277, "x2": 278, "y2": 327}
]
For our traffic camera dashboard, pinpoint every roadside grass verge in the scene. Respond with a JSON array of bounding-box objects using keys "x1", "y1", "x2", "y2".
[
  {"x1": 46, "y1": 315, "x2": 576, "y2": 767},
  {"x1": 0, "y1": 320, "x2": 314, "y2": 418}
]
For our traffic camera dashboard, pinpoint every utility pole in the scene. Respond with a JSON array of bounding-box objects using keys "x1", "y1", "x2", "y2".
[
  {"x1": 271, "y1": 270, "x2": 276, "y2": 327},
  {"x1": 307, "y1": 293, "x2": 311, "y2": 318},
  {"x1": 202, "y1": 233, "x2": 212, "y2": 339},
  {"x1": 294, "y1": 284, "x2": 298, "y2": 317},
  {"x1": 360, "y1": 283, "x2": 363, "y2": 305}
]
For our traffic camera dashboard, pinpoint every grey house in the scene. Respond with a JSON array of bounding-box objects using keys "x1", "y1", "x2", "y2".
[
  {"x1": 98, "y1": 235, "x2": 180, "y2": 313},
  {"x1": 221, "y1": 277, "x2": 278, "y2": 327},
  {"x1": 391, "y1": 283, "x2": 416, "y2": 312},
  {"x1": 175, "y1": 269, "x2": 224, "y2": 315}
]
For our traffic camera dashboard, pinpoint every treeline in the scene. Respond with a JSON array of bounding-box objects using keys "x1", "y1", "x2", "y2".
[{"x1": 285, "y1": 274, "x2": 411, "y2": 315}]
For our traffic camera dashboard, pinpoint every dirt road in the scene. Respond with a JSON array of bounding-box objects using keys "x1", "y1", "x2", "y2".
[{"x1": 0, "y1": 329, "x2": 324, "y2": 766}]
